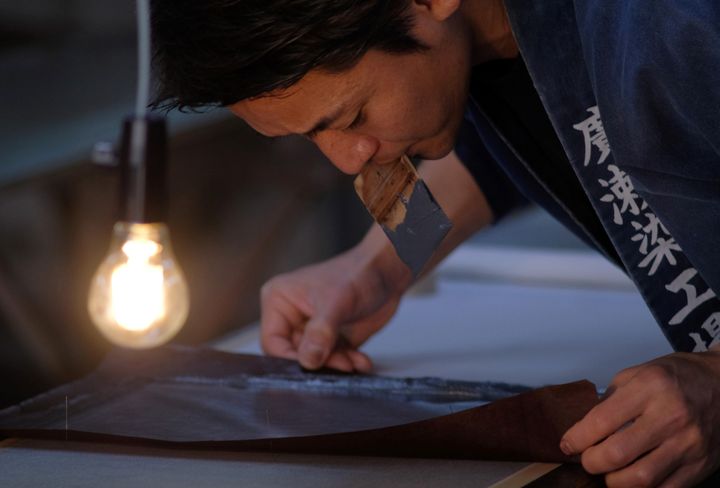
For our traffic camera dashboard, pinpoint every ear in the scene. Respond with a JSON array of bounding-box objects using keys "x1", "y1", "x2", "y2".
[{"x1": 412, "y1": 0, "x2": 462, "y2": 22}]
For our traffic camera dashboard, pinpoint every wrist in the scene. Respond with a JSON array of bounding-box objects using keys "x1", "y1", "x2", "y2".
[{"x1": 355, "y1": 224, "x2": 413, "y2": 297}]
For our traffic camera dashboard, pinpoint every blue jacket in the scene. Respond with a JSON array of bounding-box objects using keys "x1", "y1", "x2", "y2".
[{"x1": 456, "y1": 0, "x2": 720, "y2": 352}]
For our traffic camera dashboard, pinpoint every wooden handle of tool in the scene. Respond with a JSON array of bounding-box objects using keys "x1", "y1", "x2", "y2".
[{"x1": 354, "y1": 156, "x2": 418, "y2": 229}]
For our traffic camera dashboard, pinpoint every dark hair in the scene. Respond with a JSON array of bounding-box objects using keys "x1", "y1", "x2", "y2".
[{"x1": 151, "y1": 0, "x2": 426, "y2": 111}]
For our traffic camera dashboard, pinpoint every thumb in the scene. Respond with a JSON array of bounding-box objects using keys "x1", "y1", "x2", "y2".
[{"x1": 298, "y1": 315, "x2": 340, "y2": 370}]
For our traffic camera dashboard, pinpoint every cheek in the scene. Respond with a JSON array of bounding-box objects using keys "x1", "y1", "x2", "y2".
[
  {"x1": 403, "y1": 77, "x2": 459, "y2": 139},
  {"x1": 369, "y1": 95, "x2": 448, "y2": 143}
]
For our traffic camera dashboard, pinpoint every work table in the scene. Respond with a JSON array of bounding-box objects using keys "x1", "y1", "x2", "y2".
[{"x1": 0, "y1": 246, "x2": 671, "y2": 487}]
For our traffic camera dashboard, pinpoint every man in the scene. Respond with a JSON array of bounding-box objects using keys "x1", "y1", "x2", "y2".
[{"x1": 151, "y1": 1, "x2": 720, "y2": 486}]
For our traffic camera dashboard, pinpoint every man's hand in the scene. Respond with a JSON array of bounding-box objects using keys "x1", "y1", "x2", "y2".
[
  {"x1": 260, "y1": 241, "x2": 406, "y2": 373},
  {"x1": 561, "y1": 350, "x2": 720, "y2": 487},
  {"x1": 261, "y1": 151, "x2": 495, "y2": 373}
]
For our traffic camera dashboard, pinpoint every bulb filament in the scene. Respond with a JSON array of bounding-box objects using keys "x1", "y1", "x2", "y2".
[{"x1": 110, "y1": 238, "x2": 166, "y2": 331}]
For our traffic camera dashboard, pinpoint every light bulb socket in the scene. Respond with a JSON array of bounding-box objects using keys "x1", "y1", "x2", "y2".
[{"x1": 117, "y1": 115, "x2": 167, "y2": 223}]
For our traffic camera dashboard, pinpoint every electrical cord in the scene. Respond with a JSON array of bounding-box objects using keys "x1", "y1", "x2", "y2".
[{"x1": 135, "y1": 0, "x2": 151, "y2": 117}]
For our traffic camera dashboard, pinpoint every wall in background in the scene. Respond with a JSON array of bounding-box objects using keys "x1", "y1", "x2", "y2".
[{"x1": 0, "y1": 1, "x2": 133, "y2": 35}]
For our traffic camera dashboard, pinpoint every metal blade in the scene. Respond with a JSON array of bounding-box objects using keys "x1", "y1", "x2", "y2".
[{"x1": 354, "y1": 156, "x2": 452, "y2": 277}]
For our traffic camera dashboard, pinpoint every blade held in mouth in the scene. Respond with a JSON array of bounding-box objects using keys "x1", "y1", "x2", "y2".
[{"x1": 354, "y1": 155, "x2": 452, "y2": 278}]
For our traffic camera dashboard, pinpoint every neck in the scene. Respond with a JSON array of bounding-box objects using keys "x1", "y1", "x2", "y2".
[{"x1": 460, "y1": 0, "x2": 518, "y2": 64}]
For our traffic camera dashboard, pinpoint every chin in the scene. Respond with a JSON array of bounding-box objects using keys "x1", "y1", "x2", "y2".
[
  {"x1": 415, "y1": 115, "x2": 464, "y2": 161},
  {"x1": 415, "y1": 137, "x2": 456, "y2": 161}
]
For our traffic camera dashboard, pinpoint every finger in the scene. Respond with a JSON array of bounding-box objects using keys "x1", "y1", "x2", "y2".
[
  {"x1": 331, "y1": 334, "x2": 373, "y2": 373},
  {"x1": 561, "y1": 382, "x2": 648, "y2": 455},
  {"x1": 260, "y1": 300, "x2": 303, "y2": 359},
  {"x1": 610, "y1": 365, "x2": 643, "y2": 389},
  {"x1": 581, "y1": 414, "x2": 665, "y2": 474},
  {"x1": 324, "y1": 350, "x2": 354, "y2": 373},
  {"x1": 347, "y1": 349, "x2": 373, "y2": 374},
  {"x1": 298, "y1": 316, "x2": 339, "y2": 370},
  {"x1": 604, "y1": 441, "x2": 684, "y2": 488},
  {"x1": 657, "y1": 460, "x2": 707, "y2": 488},
  {"x1": 260, "y1": 285, "x2": 307, "y2": 358},
  {"x1": 262, "y1": 333, "x2": 298, "y2": 360},
  {"x1": 291, "y1": 329, "x2": 303, "y2": 350}
]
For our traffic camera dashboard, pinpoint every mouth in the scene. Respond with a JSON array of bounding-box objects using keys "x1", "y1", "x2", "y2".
[
  {"x1": 406, "y1": 143, "x2": 418, "y2": 158},
  {"x1": 406, "y1": 140, "x2": 430, "y2": 161},
  {"x1": 371, "y1": 143, "x2": 424, "y2": 166}
]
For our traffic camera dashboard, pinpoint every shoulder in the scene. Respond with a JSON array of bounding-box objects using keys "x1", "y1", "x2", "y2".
[
  {"x1": 575, "y1": 0, "x2": 720, "y2": 178},
  {"x1": 576, "y1": 0, "x2": 720, "y2": 98}
]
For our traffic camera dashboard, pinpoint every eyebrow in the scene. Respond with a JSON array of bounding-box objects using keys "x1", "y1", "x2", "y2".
[{"x1": 302, "y1": 105, "x2": 347, "y2": 138}]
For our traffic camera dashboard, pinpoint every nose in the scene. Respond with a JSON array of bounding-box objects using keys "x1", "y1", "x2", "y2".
[{"x1": 313, "y1": 130, "x2": 380, "y2": 175}]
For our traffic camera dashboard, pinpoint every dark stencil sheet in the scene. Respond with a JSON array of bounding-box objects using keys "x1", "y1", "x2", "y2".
[{"x1": 0, "y1": 346, "x2": 598, "y2": 462}]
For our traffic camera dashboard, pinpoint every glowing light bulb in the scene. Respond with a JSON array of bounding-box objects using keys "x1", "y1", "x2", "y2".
[{"x1": 88, "y1": 222, "x2": 189, "y2": 348}]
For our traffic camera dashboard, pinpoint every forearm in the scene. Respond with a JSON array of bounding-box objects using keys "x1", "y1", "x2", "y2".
[
  {"x1": 417, "y1": 150, "x2": 494, "y2": 275},
  {"x1": 356, "y1": 150, "x2": 494, "y2": 296}
]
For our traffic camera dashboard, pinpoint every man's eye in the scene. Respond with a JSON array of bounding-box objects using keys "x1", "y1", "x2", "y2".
[{"x1": 347, "y1": 111, "x2": 365, "y2": 130}]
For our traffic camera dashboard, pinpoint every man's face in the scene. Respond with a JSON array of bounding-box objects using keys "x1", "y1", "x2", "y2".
[{"x1": 230, "y1": 3, "x2": 471, "y2": 175}]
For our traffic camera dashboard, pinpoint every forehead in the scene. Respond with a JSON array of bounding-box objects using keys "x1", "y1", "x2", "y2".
[{"x1": 229, "y1": 64, "x2": 365, "y2": 137}]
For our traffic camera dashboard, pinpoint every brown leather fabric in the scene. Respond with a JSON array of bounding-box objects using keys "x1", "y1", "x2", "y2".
[{"x1": 0, "y1": 346, "x2": 598, "y2": 462}]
